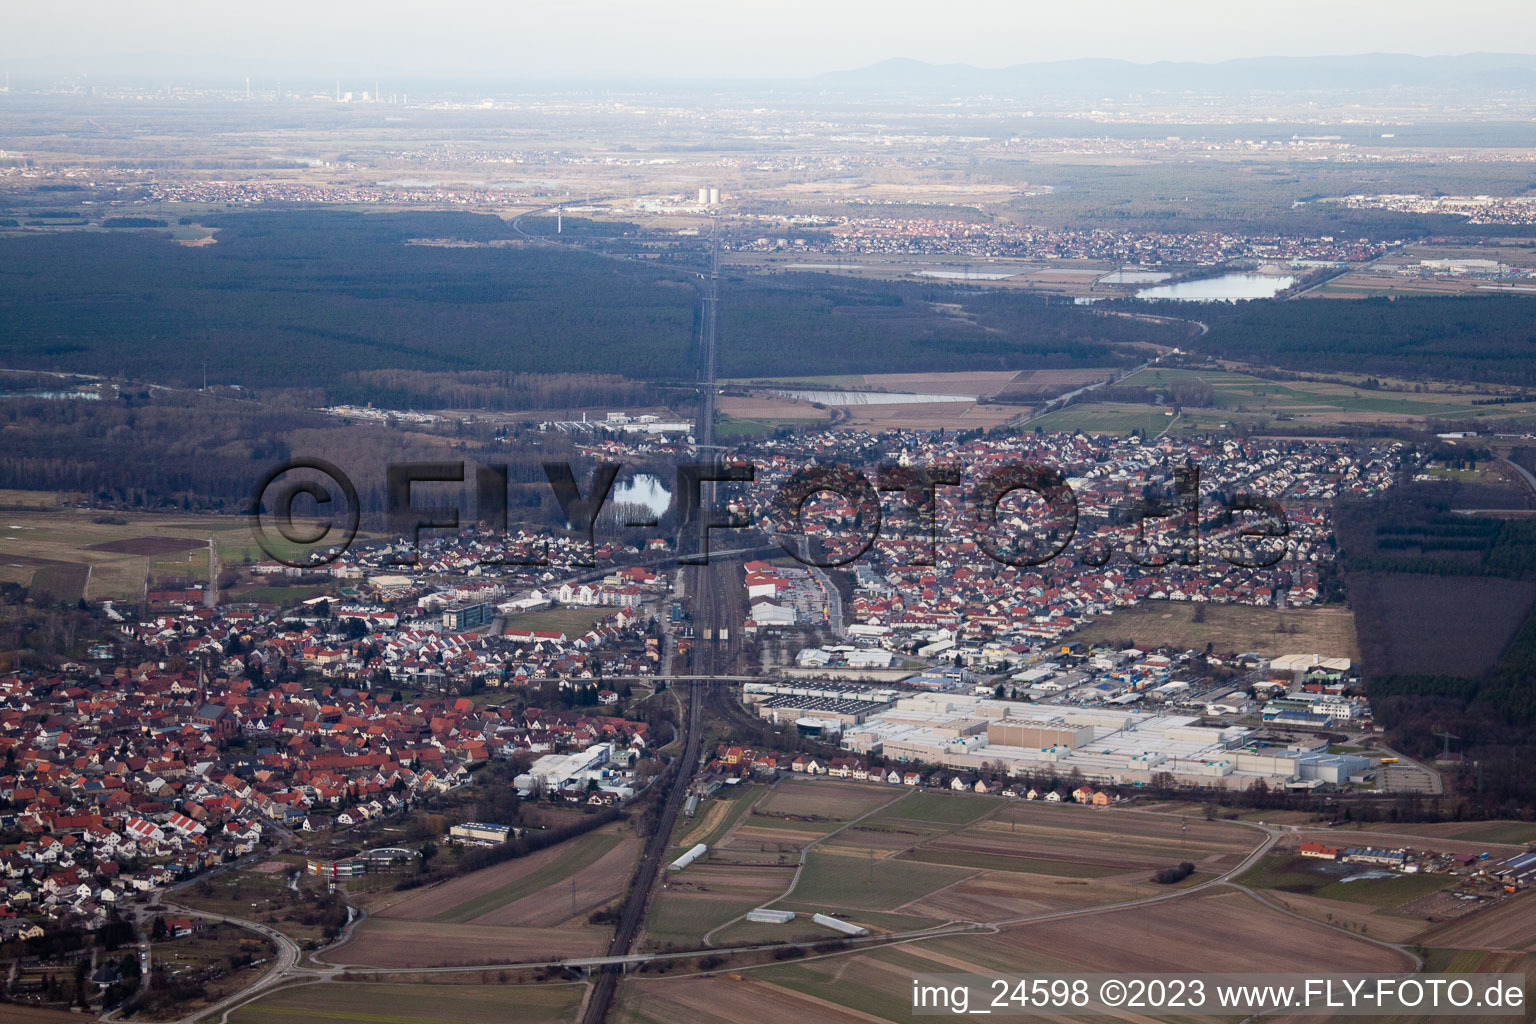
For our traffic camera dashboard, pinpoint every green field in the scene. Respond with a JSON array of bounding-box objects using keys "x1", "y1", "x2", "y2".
[
  {"x1": 432, "y1": 831, "x2": 623, "y2": 924},
  {"x1": 235, "y1": 583, "x2": 332, "y2": 606},
  {"x1": 1120, "y1": 366, "x2": 1516, "y2": 424},
  {"x1": 501, "y1": 605, "x2": 626, "y2": 637},
  {"x1": 1028, "y1": 402, "x2": 1175, "y2": 437},
  {"x1": 865, "y1": 791, "x2": 996, "y2": 827},
  {"x1": 1378, "y1": 820, "x2": 1536, "y2": 845},
  {"x1": 676, "y1": 786, "x2": 764, "y2": 849},
  {"x1": 742, "y1": 813, "x2": 843, "y2": 834},
  {"x1": 898, "y1": 848, "x2": 1116, "y2": 877},
  {"x1": 1236, "y1": 854, "x2": 1453, "y2": 907},
  {"x1": 642, "y1": 892, "x2": 765, "y2": 951},
  {"x1": 714, "y1": 416, "x2": 821, "y2": 440},
  {"x1": 780, "y1": 851, "x2": 973, "y2": 912},
  {"x1": 755, "y1": 945, "x2": 949, "y2": 1023},
  {"x1": 229, "y1": 981, "x2": 582, "y2": 1024},
  {"x1": 0, "y1": 507, "x2": 364, "y2": 602}
]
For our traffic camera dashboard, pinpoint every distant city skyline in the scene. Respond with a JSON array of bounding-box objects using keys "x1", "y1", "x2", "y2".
[{"x1": 5, "y1": 0, "x2": 1536, "y2": 81}]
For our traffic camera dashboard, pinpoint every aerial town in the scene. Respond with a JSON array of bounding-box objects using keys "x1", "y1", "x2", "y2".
[{"x1": 5, "y1": 13, "x2": 1536, "y2": 1023}]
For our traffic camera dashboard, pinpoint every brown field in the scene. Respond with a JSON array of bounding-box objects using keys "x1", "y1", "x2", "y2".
[
  {"x1": 0, "y1": 1007, "x2": 87, "y2": 1024},
  {"x1": 820, "y1": 823, "x2": 941, "y2": 857},
  {"x1": 228, "y1": 981, "x2": 583, "y2": 1024},
  {"x1": 904, "y1": 870, "x2": 1156, "y2": 922},
  {"x1": 927, "y1": 888, "x2": 1412, "y2": 974},
  {"x1": 616, "y1": 973, "x2": 889, "y2": 1024},
  {"x1": 1071, "y1": 601, "x2": 1359, "y2": 660},
  {"x1": 85, "y1": 535, "x2": 206, "y2": 554},
  {"x1": 755, "y1": 779, "x2": 902, "y2": 822},
  {"x1": 470, "y1": 834, "x2": 638, "y2": 927},
  {"x1": 861, "y1": 371, "x2": 1024, "y2": 396},
  {"x1": 716, "y1": 394, "x2": 834, "y2": 421},
  {"x1": 327, "y1": 917, "x2": 607, "y2": 968},
  {"x1": 899, "y1": 806, "x2": 1257, "y2": 881},
  {"x1": 1417, "y1": 893, "x2": 1536, "y2": 951},
  {"x1": 836, "y1": 401, "x2": 1022, "y2": 431},
  {"x1": 0, "y1": 507, "x2": 269, "y2": 600},
  {"x1": 1255, "y1": 889, "x2": 1429, "y2": 944},
  {"x1": 0, "y1": 489, "x2": 65, "y2": 507},
  {"x1": 671, "y1": 861, "x2": 798, "y2": 898},
  {"x1": 995, "y1": 368, "x2": 1118, "y2": 397},
  {"x1": 363, "y1": 839, "x2": 594, "y2": 921},
  {"x1": 720, "y1": 822, "x2": 834, "y2": 852}
]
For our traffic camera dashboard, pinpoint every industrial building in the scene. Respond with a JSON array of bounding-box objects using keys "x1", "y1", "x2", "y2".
[
  {"x1": 514, "y1": 742, "x2": 613, "y2": 796},
  {"x1": 743, "y1": 681, "x2": 899, "y2": 704},
  {"x1": 450, "y1": 822, "x2": 513, "y2": 847},
  {"x1": 1342, "y1": 847, "x2": 1408, "y2": 868},
  {"x1": 1495, "y1": 850, "x2": 1536, "y2": 888},
  {"x1": 443, "y1": 600, "x2": 493, "y2": 631},
  {"x1": 840, "y1": 693, "x2": 1368, "y2": 790},
  {"x1": 750, "y1": 692, "x2": 895, "y2": 728}
]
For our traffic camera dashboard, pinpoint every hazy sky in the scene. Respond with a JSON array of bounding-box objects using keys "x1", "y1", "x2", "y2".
[{"x1": 8, "y1": 1, "x2": 1536, "y2": 80}]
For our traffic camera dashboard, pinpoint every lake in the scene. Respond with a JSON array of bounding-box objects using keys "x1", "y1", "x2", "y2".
[
  {"x1": 913, "y1": 269, "x2": 1020, "y2": 281},
  {"x1": 1137, "y1": 272, "x2": 1297, "y2": 302},
  {"x1": 612, "y1": 473, "x2": 672, "y2": 518}
]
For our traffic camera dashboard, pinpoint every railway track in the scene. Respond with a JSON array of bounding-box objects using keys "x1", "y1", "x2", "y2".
[{"x1": 580, "y1": 212, "x2": 731, "y2": 1024}]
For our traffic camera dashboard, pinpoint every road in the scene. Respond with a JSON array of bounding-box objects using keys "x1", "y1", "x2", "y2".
[
  {"x1": 1498, "y1": 454, "x2": 1536, "y2": 496},
  {"x1": 165, "y1": 806, "x2": 1443, "y2": 1024},
  {"x1": 104, "y1": 894, "x2": 303, "y2": 1024},
  {"x1": 1020, "y1": 356, "x2": 1157, "y2": 425},
  {"x1": 322, "y1": 808, "x2": 1424, "y2": 975}
]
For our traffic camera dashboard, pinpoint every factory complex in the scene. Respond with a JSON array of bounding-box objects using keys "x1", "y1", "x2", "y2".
[{"x1": 836, "y1": 693, "x2": 1370, "y2": 789}]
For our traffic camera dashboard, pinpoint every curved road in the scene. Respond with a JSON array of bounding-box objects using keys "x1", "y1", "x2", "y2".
[{"x1": 168, "y1": 808, "x2": 1441, "y2": 1024}]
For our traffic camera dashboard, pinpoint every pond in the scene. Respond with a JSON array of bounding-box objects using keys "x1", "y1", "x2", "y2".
[
  {"x1": 1137, "y1": 272, "x2": 1297, "y2": 301},
  {"x1": 611, "y1": 473, "x2": 672, "y2": 518}
]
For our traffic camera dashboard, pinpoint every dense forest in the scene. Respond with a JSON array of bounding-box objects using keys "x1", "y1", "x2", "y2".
[
  {"x1": 1189, "y1": 294, "x2": 1536, "y2": 385},
  {"x1": 717, "y1": 273, "x2": 1187, "y2": 377},
  {"x1": 0, "y1": 389, "x2": 602, "y2": 519},
  {"x1": 0, "y1": 211, "x2": 699, "y2": 388},
  {"x1": 1337, "y1": 487, "x2": 1536, "y2": 813},
  {"x1": 0, "y1": 211, "x2": 1197, "y2": 392}
]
